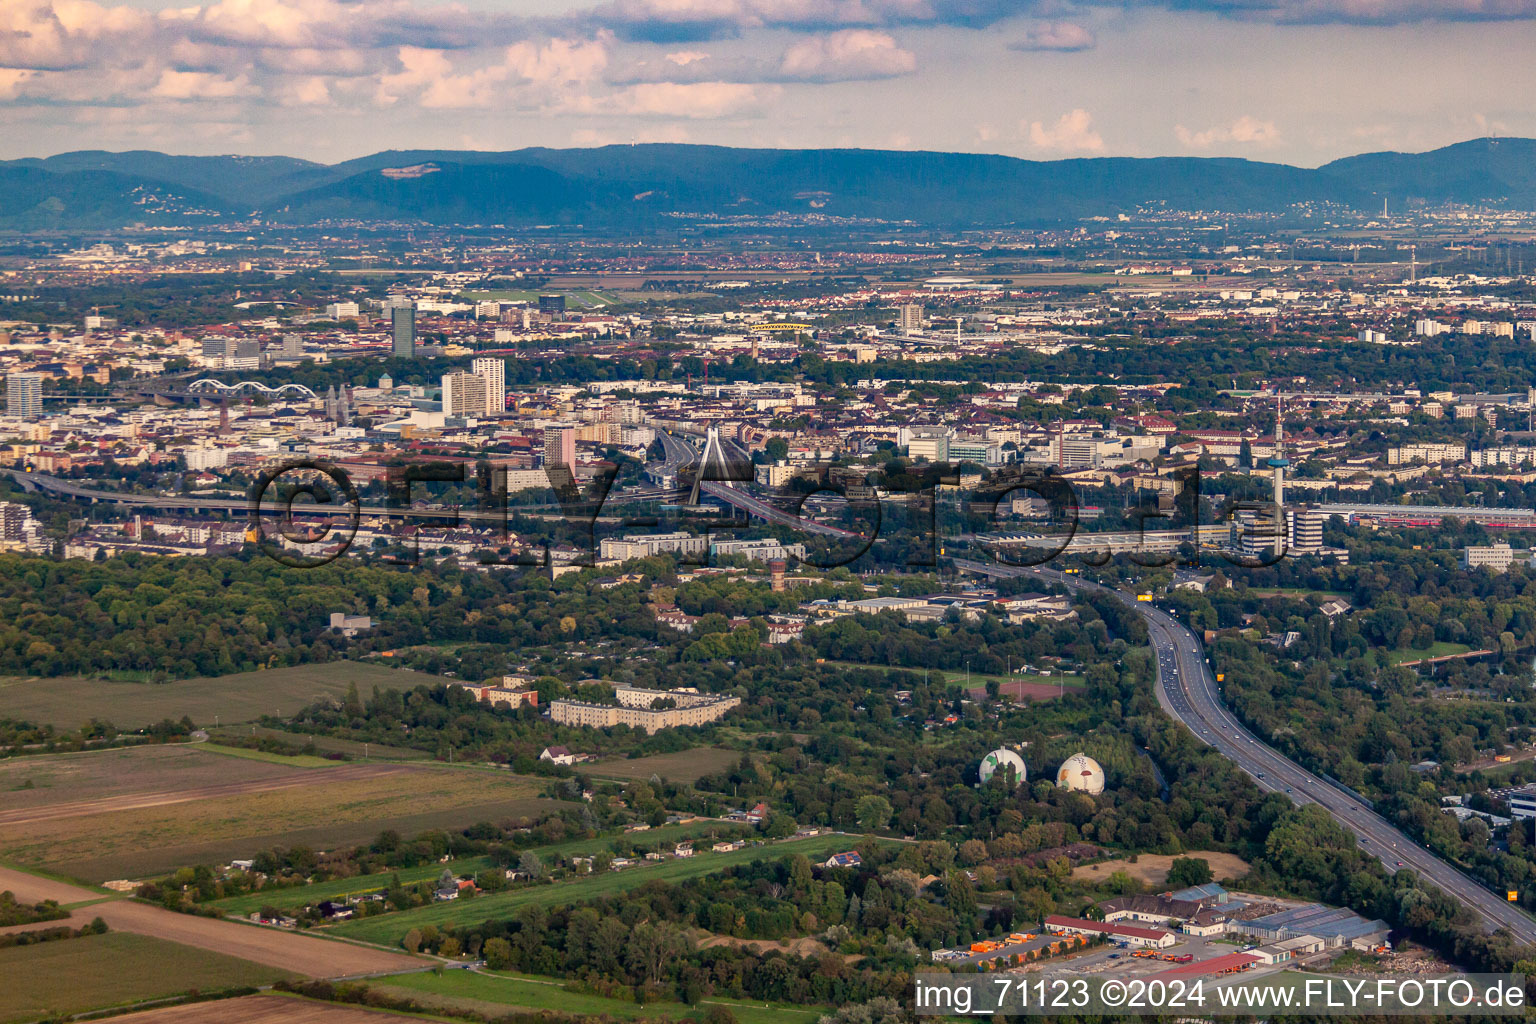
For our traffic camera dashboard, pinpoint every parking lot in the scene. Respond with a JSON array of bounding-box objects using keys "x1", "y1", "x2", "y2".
[
  {"x1": 936, "y1": 929, "x2": 1271, "y2": 974},
  {"x1": 1056, "y1": 934, "x2": 1247, "y2": 976},
  {"x1": 937, "y1": 931, "x2": 1071, "y2": 968}
]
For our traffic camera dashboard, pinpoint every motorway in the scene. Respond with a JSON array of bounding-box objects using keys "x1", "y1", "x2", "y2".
[
  {"x1": 953, "y1": 558, "x2": 1536, "y2": 945},
  {"x1": 657, "y1": 430, "x2": 857, "y2": 539},
  {"x1": 17, "y1": 442, "x2": 857, "y2": 539},
  {"x1": 7, "y1": 469, "x2": 675, "y2": 522},
  {"x1": 656, "y1": 430, "x2": 699, "y2": 483}
]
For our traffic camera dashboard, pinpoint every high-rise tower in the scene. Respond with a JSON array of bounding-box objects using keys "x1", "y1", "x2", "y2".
[{"x1": 391, "y1": 304, "x2": 416, "y2": 358}]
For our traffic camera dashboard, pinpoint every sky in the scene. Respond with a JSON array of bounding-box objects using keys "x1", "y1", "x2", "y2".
[{"x1": 1, "y1": 0, "x2": 1534, "y2": 164}]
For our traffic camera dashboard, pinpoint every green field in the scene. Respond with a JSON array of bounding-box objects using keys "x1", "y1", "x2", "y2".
[
  {"x1": 822, "y1": 660, "x2": 1085, "y2": 691},
  {"x1": 0, "y1": 932, "x2": 291, "y2": 1023},
  {"x1": 1245, "y1": 587, "x2": 1351, "y2": 600},
  {"x1": 375, "y1": 968, "x2": 826, "y2": 1024},
  {"x1": 210, "y1": 856, "x2": 494, "y2": 916},
  {"x1": 209, "y1": 725, "x2": 430, "y2": 761},
  {"x1": 587, "y1": 748, "x2": 742, "y2": 783},
  {"x1": 208, "y1": 822, "x2": 750, "y2": 916},
  {"x1": 1387, "y1": 642, "x2": 1475, "y2": 665},
  {"x1": 516, "y1": 821, "x2": 749, "y2": 861},
  {"x1": 0, "y1": 662, "x2": 452, "y2": 731},
  {"x1": 331, "y1": 835, "x2": 853, "y2": 946},
  {"x1": 197, "y1": 743, "x2": 338, "y2": 768}
]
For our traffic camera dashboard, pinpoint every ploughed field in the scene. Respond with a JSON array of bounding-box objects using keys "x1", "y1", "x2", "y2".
[{"x1": 0, "y1": 745, "x2": 557, "y2": 881}]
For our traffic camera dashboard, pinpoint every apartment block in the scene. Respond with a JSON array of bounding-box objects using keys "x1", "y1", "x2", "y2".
[{"x1": 549, "y1": 685, "x2": 740, "y2": 734}]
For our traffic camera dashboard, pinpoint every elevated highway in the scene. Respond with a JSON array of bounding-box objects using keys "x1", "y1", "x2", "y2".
[{"x1": 655, "y1": 430, "x2": 857, "y2": 539}]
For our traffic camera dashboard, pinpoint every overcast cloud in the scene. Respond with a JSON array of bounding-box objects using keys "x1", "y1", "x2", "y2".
[{"x1": 0, "y1": 0, "x2": 1530, "y2": 161}]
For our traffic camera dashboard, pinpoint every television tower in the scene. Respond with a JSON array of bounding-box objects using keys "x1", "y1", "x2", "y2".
[
  {"x1": 1267, "y1": 393, "x2": 1287, "y2": 509},
  {"x1": 1266, "y1": 394, "x2": 1289, "y2": 556}
]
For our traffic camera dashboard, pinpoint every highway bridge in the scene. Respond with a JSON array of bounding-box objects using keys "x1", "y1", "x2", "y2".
[
  {"x1": 7, "y1": 470, "x2": 673, "y2": 525},
  {"x1": 954, "y1": 557, "x2": 1536, "y2": 946},
  {"x1": 657, "y1": 430, "x2": 857, "y2": 539},
  {"x1": 17, "y1": 460, "x2": 856, "y2": 541}
]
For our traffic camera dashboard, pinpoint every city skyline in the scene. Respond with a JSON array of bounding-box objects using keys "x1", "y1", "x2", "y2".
[{"x1": 3, "y1": 0, "x2": 1536, "y2": 164}]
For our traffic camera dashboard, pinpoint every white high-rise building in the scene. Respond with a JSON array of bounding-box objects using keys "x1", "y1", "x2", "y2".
[
  {"x1": 898, "y1": 303, "x2": 923, "y2": 335},
  {"x1": 441, "y1": 371, "x2": 489, "y2": 417},
  {"x1": 6, "y1": 372, "x2": 42, "y2": 419},
  {"x1": 1288, "y1": 509, "x2": 1324, "y2": 553},
  {"x1": 472, "y1": 357, "x2": 505, "y2": 414}
]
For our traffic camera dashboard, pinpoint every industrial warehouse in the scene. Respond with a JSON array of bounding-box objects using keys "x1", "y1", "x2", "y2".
[{"x1": 930, "y1": 884, "x2": 1391, "y2": 978}]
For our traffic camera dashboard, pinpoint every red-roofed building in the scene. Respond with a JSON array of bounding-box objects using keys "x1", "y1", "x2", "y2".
[
  {"x1": 1155, "y1": 952, "x2": 1261, "y2": 977},
  {"x1": 1043, "y1": 915, "x2": 1176, "y2": 949},
  {"x1": 1112, "y1": 415, "x2": 1177, "y2": 435}
]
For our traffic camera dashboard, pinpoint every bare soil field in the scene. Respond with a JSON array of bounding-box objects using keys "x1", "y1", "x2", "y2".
[
  {"x1": 0, "y1": 748, "x2": 557, "y2": 881},
  {"x1": 587, "y1": 746, "x2": 741, "y2": 783},
  {"x1": 0, "y1": 867, "x2": 420, "y2": 979},
  {"x1": 86, "y1": 994, "x2": 428, "y2": 1024},
  {"x1": 0, "y1": 662, "x2": 449, "y2": 730},
  {"x1": 55, "y1": 795, "x2": 562, "y2": 883},
  {"x1": 0, "y1": 745, "x2": 301, "y2": 812},
  {"x1": 695, "y1": 931, "x2": 835, "y2": 958},
  {"x1": 0, "y1": 751, "x2": 408, "y2": 825},
  {"x1": 1071, "y1": 851, "x2": 1251, "y2": 887}
]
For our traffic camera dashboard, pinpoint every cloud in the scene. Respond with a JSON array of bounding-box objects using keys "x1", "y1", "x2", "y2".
[
  {"x1": 612, "y1": 80, "x2": 773, "y2": 117},
  {"x1": 609, "y1": 27, "x2": 912, "y2": 83},
  {"x1": 570, "y1": 123, "x2": 691, "y2": 145},
  {"x1": 0, "y1": 0, "x2": 153, "y2": 70},
  {"x1": 778, "y1": 29, "x2": 915, "y2": 81},
  {"x1": 251, "y1": 46, "x2": 373, "y2": 77},
  {"x1": 505, "y1": 35, "x2": 611, "y2": 86},
  {"x1": 278, "y1": 74, "x2": 331, "y2": 105},
  {"x1": 1027, "y1": 108, "x2": 1104, "y2": 152},
  {"x1": 377, "y1": 36, "x2": 608, "y2": 109},
  {"x1": 1471, "y1": 111, "x2": 1510, "y2": 136},
  {"x1": 1009, "y1": 21, "x2": 1095, "y2": 51},
  {"x1": 588, "y1": 0, "x2": 1022, "y2": 42},
  {"x1": 0, "y1": 67, "x2": 39, "y2": 98},
  {"x1": 1175, "y1": 114, "x2": 1280, "y2": 147},
  {"x1": 1164, "y1": 0, "x2": 1536, "y2": 24},
  {"x1": 151, "y1": 68, "x2": 253, "y2": 98},
  {"x1": 173, "y1": 0, "x2": 534, "y2": 51}
]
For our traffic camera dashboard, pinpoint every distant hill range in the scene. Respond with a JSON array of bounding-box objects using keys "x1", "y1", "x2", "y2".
[{"x1": 3, "y1": 138, "x2": 1535, "y2": 229}]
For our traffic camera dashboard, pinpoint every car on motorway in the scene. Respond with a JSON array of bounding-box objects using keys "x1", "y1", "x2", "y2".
[{"x1": 1256, "y1": 772, "x2": 1265, "y2": 779}]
